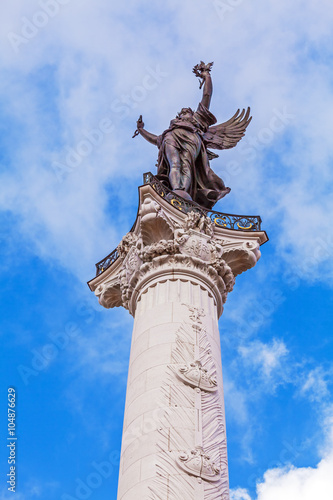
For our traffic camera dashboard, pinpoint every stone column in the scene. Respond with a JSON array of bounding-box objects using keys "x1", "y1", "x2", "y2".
[{"x1": 88, "y1": 184, "x2": 267, "y2": 500}]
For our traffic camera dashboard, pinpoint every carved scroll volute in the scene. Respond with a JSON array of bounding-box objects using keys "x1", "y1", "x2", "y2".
[
  {"x1": 95, "y1": 280, "x2": 122, "y2": 308},
  {"x1": 221, "y1": 240, "x2": 260, "y2": 277}
]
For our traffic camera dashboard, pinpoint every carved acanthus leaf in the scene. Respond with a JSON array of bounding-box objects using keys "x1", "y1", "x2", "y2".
[
  {"x1": 117, "y1": 232, "x2": 138, "y2": 259},
  {"x1": 138, "y1": 239, "x2": 178, "y2": 262},
  {"x1": 183, "y1": 212, "x2": 215, "y2": 237}
]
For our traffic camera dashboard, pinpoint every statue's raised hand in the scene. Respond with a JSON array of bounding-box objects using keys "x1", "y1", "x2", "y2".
[
  {"x1": 132, "y1": 115, "x2": 144, "y2": 138},
  {"x1": 193, "y1": 61, "x2": 213, "y2": 82},
  {"x1": 137, "y1": 115, "x2": 144, "y2": 129}
]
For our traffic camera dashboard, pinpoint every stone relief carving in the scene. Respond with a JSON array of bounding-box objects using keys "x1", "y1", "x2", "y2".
[
  {"x1": 177, "y1": 230, "x2": 212, "y2": 262},
  {"x1": 150, "y1": 305, "x2": 230, "y2": 500},
  {"x1": 183, "y1": 212, "x2": 214, "y2": 237},
  {"x1": 198, "y1": 316, "x2": 229, "y2": 499},
  {"x1": 177, "y1": 447, "x2": 221, "y2": 482},
  {"x1": 177, "y1": 360, "x2": 217, "y2": 392},
  {"x1": 183, "y1": 304, "x2": 205, "y2": 324},
  {"x1": 137, "y1": 239, "x2": 178, "y2": 262},
  {"x1": 150, "y1": 323, "x2": 199, "y2": 499},
  {"x1": 117, "y1": 232, "x2": 138, "y2": 259},
  {"x1": 150, "y1": 457, "x2": 198, "y2": 500}
]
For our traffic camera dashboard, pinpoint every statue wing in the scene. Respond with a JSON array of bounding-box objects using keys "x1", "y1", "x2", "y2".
[{"x1": 203, "y1": 107, "x2": 252, "y2": 150}]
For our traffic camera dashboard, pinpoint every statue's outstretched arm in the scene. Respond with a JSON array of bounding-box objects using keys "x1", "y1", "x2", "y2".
[
  {"x1": 201, "y1": 71, "x2": 213, "y2": 109},
  {"x1": 133, "y1": 115, "x2": 158, "y2": 146},
  {"x1": 138, "y1": 128, "x2": 158, "y2": 145},
  {"x1": 193, "y1": 62, "x2": 214, "y2": 110}
]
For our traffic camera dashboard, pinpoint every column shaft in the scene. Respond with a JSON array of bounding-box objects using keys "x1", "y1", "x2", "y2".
[{"x1": 117, "y1": 276, "x2": 229, "y2": 500}]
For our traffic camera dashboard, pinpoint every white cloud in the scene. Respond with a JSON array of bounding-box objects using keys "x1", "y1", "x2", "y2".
[
  {"x1": 0, "y1": 0, "x2": 333, "y2": 284},
  {"x1": 232, "y1": 411, "x2": 333, "y2": 500},
  {"x1": 223, "y1": 334, "x2": 332, "y2": 468},
  {"x1": 256, "y1": 457, "x2": 333, "y2": 500},
  {"x1": 230, "y1": 488, "x2": 252, "y2": 500},
  {"x1": 238, "y1": 339, "x2": 288, "y2": 379},
  {"x1": 300, "y1": 367, "x2": 331, "y2": 403}
]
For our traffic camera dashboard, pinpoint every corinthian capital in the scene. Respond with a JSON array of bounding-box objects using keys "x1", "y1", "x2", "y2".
[{"x1": 88, "y1": 182, "x2": 267, "y2": 317}]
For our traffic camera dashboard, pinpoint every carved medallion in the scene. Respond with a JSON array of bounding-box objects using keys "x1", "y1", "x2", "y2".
[
  {"x1": 177, "y1": 447, "x2": 221, "y2": 482},
  {"x1": 124, "y1": 246, "x2": 141, "y2": 275},
  {"x1": 177, "y1": 360, "x2": 217, "y2": 392},
  {"x1": 179, "y1": 230, "x2": 212, "y2": 261}
]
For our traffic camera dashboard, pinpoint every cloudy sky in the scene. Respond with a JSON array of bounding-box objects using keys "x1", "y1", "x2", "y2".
[{"x1": 0, "y1": 0, "x2": 333, "y2": 499}]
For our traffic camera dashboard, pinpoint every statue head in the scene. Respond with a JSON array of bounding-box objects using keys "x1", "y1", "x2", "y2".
[{"x1": 176, "y1": 107, "x2": 194, "y2": 121}]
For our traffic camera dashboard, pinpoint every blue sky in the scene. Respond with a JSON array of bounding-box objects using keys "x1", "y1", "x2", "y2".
[{"x1": 0, "y1": 1, "x2": 333, "y2": 499}]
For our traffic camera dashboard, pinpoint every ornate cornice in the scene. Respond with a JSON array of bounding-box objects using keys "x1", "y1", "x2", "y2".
[{"x1": 92, "y1": 174, "x2": 268, "y2": 278}]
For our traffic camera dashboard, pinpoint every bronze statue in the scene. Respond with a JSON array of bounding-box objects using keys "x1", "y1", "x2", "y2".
[{"x1": 133, "y1": 61, "x2": 251, "y2": 209}]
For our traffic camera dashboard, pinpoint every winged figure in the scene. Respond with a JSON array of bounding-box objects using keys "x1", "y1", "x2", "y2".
[{"x1": 134, "y1": 61, "x2": 251, "y2": 209}]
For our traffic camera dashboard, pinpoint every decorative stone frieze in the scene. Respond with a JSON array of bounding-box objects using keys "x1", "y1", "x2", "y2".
[{"x1": 150, "y1": 304, "x2": 230, "y2": 500}]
